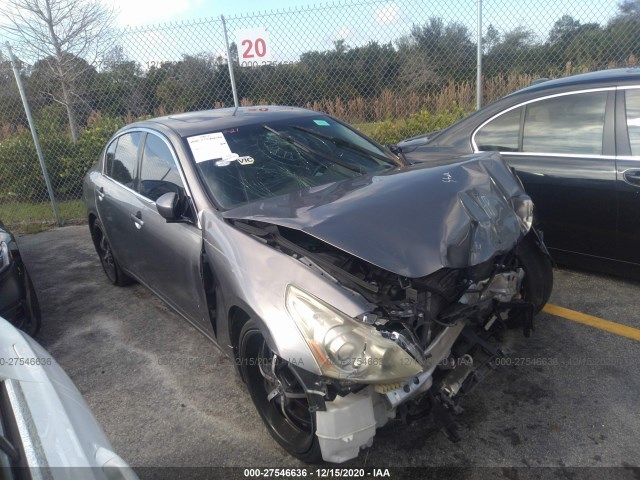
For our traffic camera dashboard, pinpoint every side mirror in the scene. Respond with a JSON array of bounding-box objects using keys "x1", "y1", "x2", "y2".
[{"x1": 156, "y1": 192, "x2": 179, "y2": 221}]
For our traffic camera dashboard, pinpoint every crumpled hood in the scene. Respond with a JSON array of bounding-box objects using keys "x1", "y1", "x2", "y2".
[{"x1": 223, "y1": 152, "x2": 531, "y2": 278}]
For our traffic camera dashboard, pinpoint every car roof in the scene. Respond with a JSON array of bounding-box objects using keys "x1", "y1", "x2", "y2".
[
  {"x1": 510, "y1": 68, "x2": 640, "y2": 97},
  {"x1": 132, "y1": 106, "x2": 320, "y2": 138},
  {"x1": 399, "y1": 68, "x2": 640, "y2": 150}
]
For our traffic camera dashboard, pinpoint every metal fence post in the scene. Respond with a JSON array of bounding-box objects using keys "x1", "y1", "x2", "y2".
[
  {"x1": 476, "y1": 0, "x2": 483, "y2": 110},
  {"x1": 5, "y1": 42, "x2": 62, "y2": 226},
  {"x1": 221, "y1": 15, "x2": 240, "y2": 109}
]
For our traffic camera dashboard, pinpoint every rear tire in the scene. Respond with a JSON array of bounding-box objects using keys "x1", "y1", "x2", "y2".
[
  {"x1": 517, "y1": 232, "x2": 553, "y2": 314},
  {"x1": 238, "y1": 320, "x2": 322, "y2": 463},
  {"x1": 91, "y1": 219, "x2": 132, "y2": 287}
]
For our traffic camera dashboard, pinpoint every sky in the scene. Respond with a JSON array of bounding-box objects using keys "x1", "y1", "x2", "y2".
[
  {"x1": 0, "y1": 0, "x2": 621, "y2": 65},
  {"x1": 105, "y1": 0, "x2": 324, "y2": 27},
  {"x1": 98, "y1": 0, "x2": 619, "y2": 67},
  {"x1": 106, "y1": 0, "x2": 619, "y2": 32}
]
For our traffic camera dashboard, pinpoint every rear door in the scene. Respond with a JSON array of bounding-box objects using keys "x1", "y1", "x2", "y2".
[
  {"x1": 473, "y1": 89, "x2": 618, "y2": 260},
  {"x1": 96, "y1": 132, "x2": 145, "y2": 274},
  {"x1": 615, "y1": 86, "x2": 640, "y2": 265}
]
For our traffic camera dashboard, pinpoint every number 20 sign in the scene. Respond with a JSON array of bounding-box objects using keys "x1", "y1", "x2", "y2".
[{"x1": 236, "y1": 28, "x2": 271, "y2": 65}]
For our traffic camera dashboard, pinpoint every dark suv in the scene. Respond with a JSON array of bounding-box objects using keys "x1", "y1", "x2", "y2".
[{"x1": 398, "y1": 68, "x2": 640, "y2": 277}]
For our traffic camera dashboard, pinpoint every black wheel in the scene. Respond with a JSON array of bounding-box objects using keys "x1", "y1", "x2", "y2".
[
  {"x1": 239, "y1": 320, "x2": 322, "y2": 463},
  {"x1": 517, "y1": 232, "x2": 553, "y2": 314},
  {"x1": 16, "y1": 268, "x2": 41, "y2": 337},
  {"x1": 91, "y1": 219, "x2": 132, "y2": 286}
]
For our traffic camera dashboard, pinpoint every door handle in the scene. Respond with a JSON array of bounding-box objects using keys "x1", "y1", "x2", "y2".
[
  {"x1": 130, "y1": 211, "x2": 144, "y2": 229},
  {"x1": 623, "y1": 169, "x2": 640, "y2": 187},
  {"x1": 97, "y1": 186, "x2": 105, "y2": 201}
]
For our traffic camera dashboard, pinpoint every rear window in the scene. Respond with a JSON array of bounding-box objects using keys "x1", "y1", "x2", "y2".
[
  {"x1": 475, "y1": 107, "x2": 522, "y2": 152},
  {"x1": 106, "y1": 132, "x2": 142, "y2": 189}
]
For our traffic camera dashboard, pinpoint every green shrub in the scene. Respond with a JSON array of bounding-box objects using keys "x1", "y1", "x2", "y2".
[
  {"x1": 0, "y1": 113, "x2": 124, "y2": 203},
  {"x1": 357, "y1": 105, "x2": 470, "y2": 145}
]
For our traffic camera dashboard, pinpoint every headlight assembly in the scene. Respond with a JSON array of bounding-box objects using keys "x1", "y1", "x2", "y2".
[
  {"x1": 513, "y1": 195, "x2": 533, "y2": 234},
  {"x1": 285, "y1": 285, "x2": 422, "y2": 383}
]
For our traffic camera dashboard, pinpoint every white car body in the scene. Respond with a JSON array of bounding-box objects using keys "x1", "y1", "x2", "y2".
[{"x1": 0, "y1": 317, "x2": 137, "y2": 480}]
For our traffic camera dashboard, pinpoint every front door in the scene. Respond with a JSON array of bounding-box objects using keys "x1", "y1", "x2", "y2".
[{"x1": 129, "y1": 132, "x2": 213, "y2": 334}]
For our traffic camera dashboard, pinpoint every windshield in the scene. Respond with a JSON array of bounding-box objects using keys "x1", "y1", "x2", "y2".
[{"x1": 188, "y1": 115, "x2": 398, "y2": 209}]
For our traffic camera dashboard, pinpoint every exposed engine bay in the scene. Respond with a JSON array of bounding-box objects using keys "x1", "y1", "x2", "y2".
[
  {"x1": 231, "y1": 218, "x2": 543, "y2": 462},
  {"x1": 277, "y1": 225, "x2": 531, "y2": 343}
]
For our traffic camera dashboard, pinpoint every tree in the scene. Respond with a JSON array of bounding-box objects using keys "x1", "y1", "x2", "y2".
[
  {"x1": 548, "y1": 16, "x2": 582, "y2": 45},
  {"x1": 617, "y1": 0, "x2": 640, "y2": 18},
  {"x1": 0, "y1": 0, "x2": 116, "y2": 142},
  {"x1": 483, "y1": 24, "x2": 501, "y2": 54},
  {"x1": 398, "y1": 18, "x2": 475, "y2": 85},
  {"x1": 607, "y1": 0, "x2": 640, "y2": 64}
]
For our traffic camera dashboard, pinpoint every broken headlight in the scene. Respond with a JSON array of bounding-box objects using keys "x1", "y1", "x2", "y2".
[
  {"x1": 286, "y1": 285, "x2": 422, "y2": 383},
  {"x1": 512, "y1": 195, "x2": 533, "y2": 233}
]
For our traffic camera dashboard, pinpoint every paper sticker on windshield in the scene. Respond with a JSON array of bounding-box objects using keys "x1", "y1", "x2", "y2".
[
  {"x1": 313, "y1": 120, "x2": 330, "y2": 126},
  {"x1": 187, "y1": 132, "x2": 232, "y2": 163}
]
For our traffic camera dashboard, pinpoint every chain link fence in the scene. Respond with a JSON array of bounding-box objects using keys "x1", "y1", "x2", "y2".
[{"x1": 0, "y1": 0, "x2": 635, "y2": 231}]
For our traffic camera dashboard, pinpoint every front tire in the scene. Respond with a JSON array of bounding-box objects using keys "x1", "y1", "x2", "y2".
[
  {"x1": 238, "y1": 320, "x2": 322, "y2": 463},
  {"x1": 518, "y1": 232, "x2": 553, "y2": 314}
]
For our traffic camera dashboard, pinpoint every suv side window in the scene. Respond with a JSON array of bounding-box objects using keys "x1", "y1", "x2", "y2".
[
  {"x1": 108, "y1": 132, "x2": 142, "y2": 189},
  {"x1": 523, "y1": 91, "x2": 608, "y2": 155},
  {"x1": 475, "y1": 107, "x2": 522, "y2": 152},
  {"x1": 625, "y1": 89, "x2": 640, "y2": 156},
  {"x1": 139, "y1": 134, "x2": 185, "y2": 202}
]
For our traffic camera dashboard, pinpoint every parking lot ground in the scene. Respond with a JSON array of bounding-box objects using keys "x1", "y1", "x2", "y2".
[{"x1": 15, "y1": 226, "x2": 640, "y2": 472}]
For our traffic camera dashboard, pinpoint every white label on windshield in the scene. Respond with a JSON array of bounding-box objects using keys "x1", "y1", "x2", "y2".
[
  {"x1": 237, "y1": 156, "x2": 254, "y2": 165},
  {"x1": 215, "y1": 154, "x2": 254, "y2": 167},
  {"x1": 187, "y1": 132, "x2": 232, "y2": 163}
]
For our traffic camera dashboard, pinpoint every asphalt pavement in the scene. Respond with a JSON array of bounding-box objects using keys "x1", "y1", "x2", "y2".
[{"x1": 15, "y1": 225, "x2": 640, "y2": 474}]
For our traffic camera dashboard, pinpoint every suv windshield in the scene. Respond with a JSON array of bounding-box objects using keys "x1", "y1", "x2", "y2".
[{"x1": 189, "y1": 115, "x2": 399, "y2": 209}]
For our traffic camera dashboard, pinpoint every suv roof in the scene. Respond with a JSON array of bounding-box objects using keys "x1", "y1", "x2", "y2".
[{"x1": 513, "y1": 68, "x2": 640, "y2": 96}]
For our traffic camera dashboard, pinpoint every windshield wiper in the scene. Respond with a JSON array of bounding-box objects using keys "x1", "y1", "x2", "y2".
[
  {"x1": 262, "y1": 125, "x2": 363, "y2": 174},
  {"x1": 291, "y1": 126, "x2": 402, "y2": 166}
]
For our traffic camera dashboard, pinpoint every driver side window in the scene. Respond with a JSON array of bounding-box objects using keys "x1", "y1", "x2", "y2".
[{"x1": 139, "y1": 134, "x2": 185, "y2": 202}]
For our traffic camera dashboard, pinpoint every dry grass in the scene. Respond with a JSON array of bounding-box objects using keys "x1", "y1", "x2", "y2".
[
  {"x1": 236, "y1": 74, "x2": 546, "y2": 123},
  {"x1": 0, "y1": 123, "x2": 27, "y2": 142}
]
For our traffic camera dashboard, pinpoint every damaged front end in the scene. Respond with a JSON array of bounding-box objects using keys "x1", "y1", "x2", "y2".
[
  {"x1": 226, "y1": 154, "x2": 552, "y2": 463},
  {"x1": 231, "y1": 221, "x2": 549, "y2": 463},
  {"x1": 298, "y1": 233, "x2": 543, "y2": 462}
]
